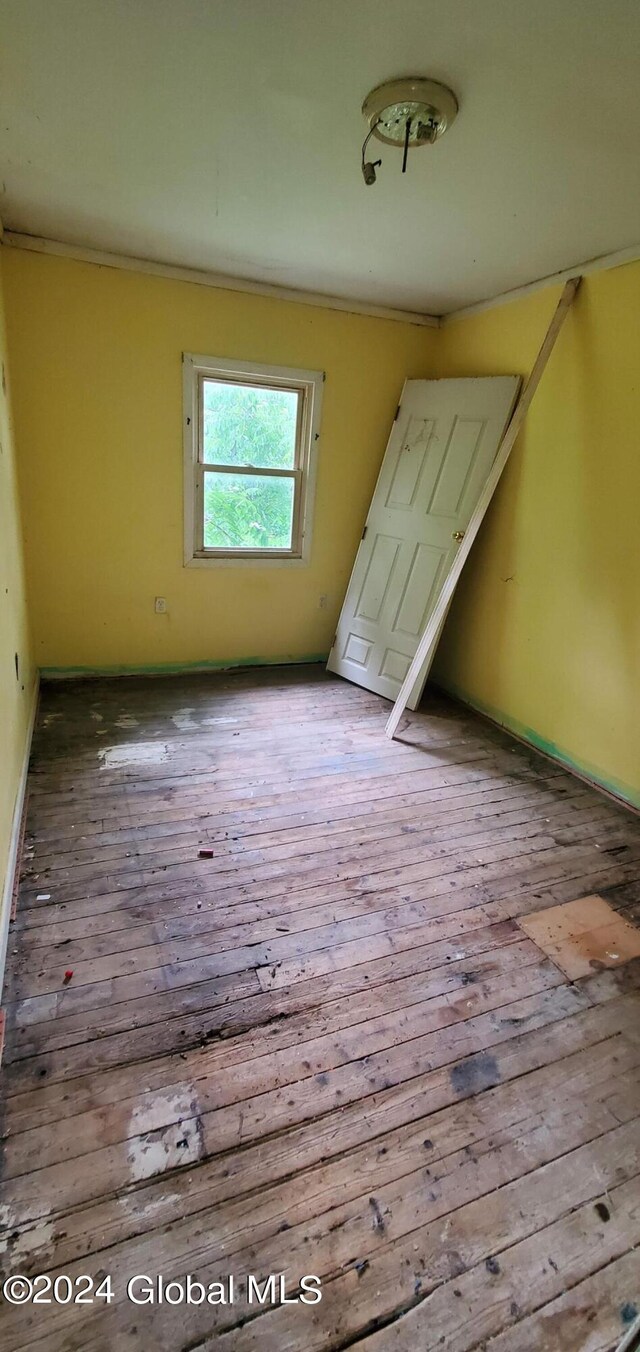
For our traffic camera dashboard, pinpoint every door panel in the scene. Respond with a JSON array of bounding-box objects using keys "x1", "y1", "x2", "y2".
[
  {"x1": 328, "y1": 377, "x2": 520, "y2": 705},
  {"x1": 354, "y1": 534, "x2": 402, "y2": 623},
  {"x1": 427, "y1": 417, "x2": 487, "y2": 516},
  {"x1": 385, "y1": 417, "x2": 435, "y2": 508},
  {"x1": 393, "y1": 542, "x2": 447, "y2": 638}
]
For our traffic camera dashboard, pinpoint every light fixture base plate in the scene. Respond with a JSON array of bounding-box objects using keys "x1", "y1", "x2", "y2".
[{"x1": 362, "y1": 77, "x2": 458, "y2": 148}]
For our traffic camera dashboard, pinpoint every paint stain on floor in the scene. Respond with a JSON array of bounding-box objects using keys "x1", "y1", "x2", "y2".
[
  {"x1": 449, "y1": 1051, "x2": 501, "y2": 1097},
  {"x1": 98, "y1": 741, "x2": 169, "y2": 767}
]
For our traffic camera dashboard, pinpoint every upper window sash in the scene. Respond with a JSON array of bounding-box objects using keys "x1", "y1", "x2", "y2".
[{"x1": 197, "y1": 373, "x2": 304, "y2": 472}]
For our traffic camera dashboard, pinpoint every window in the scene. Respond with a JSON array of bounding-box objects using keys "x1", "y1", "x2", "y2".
[{"x1": 183, "y1": 354, "x2": 323, "y2": 564}]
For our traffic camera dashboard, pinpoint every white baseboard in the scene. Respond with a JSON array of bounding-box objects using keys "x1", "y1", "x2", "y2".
[{"x1": 0, "y1": 675, "x2": 40, "y2": 999}]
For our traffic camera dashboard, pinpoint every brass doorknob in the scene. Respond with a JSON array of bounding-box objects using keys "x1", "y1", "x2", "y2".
[{"x1": 452, "y1": 530, "x2": 465, "y2": 541}]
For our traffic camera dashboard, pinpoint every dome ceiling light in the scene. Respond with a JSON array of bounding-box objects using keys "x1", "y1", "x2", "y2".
[{"x1": 361, "y1": 77, "x2": 458, "y2": 186}]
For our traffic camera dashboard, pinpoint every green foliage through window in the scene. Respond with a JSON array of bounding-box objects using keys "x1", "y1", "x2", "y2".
[
  {"x1": 203, "y1": 472, "x2": 294, "y2": 550},
  {"x1": 201, "y1": 379, "x2": 299, "y2": 550}
]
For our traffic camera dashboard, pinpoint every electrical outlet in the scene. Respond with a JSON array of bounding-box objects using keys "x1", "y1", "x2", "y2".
[
  {"x1": 154, "y1": 597, "x2": 167, "y2": 614},
  {"x1": 319, "y1": 594, "x2": 328, "y2": 609}
]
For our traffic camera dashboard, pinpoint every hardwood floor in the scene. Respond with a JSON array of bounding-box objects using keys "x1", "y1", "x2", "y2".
[{"x1": 1, "y1": 664, "x2": 639, "y2": 1351}]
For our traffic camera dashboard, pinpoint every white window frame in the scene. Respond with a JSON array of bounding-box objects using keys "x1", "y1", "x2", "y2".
[{"x1": 183, "y1": 353, "x2": 324, "y2": 567}]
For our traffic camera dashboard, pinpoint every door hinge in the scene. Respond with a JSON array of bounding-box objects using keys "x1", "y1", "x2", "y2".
[
  {"x1": 393, "y1": 403, "x2": 401, "y2": 421},
  {"x1": 361, "y1": 524, "x2": 368, "y2": 540}
]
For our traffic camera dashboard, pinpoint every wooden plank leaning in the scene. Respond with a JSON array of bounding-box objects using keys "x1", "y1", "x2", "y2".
[{"x1": 385, "y1": 276, "x2": 581, "y2": 740}]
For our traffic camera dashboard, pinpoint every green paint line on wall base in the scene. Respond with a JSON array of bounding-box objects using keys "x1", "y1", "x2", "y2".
[
  {"x1": 40, "y1": 653, "x2": 330, "y2": 680},
  {"x1": 432, "y1": 678, "x2": 640, "y2": 815}
]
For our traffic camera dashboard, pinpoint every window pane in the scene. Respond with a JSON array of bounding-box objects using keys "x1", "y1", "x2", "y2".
[
  {"x1": 203, "y1": 471, "x2": 295, "y2": 550},
  {"x1": 202, "y1": 379, "x2": 299, "y2": 469}
]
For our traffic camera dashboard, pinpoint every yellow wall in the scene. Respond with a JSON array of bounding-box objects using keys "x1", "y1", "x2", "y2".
[
  {"x1": 2, "y1": 244, "x2": 638, "y2": 812},
  {"x1": 1, "y1": 249, "x2": 435, "y2": 673},
  {"x1": 432, "y1": 263, "x2": 640, "y2": 808},
  {"x1": 0, "y1": 251, "x2": 35, "y2": 929}
]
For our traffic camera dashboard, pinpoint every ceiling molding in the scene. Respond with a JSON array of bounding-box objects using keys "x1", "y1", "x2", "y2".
[
  {"x1": 1, "y1": 231, "x2": 441, "y2": 328},
  {"x1": 4, "y1": 229, "x2": 638, "y2": 330},
  {"x1": 442, "y1": 243, "x2": 640, "y2": 324}
]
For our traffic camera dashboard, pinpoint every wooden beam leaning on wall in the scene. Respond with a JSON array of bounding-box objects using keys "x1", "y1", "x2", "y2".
[{"x1": 385, "y1": 276, "x2": 582, "y2": 741}]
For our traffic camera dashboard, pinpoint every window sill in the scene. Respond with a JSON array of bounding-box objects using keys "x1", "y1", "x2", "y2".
[{"x1": 184, "y1": 553, "x2": 310, "y2": 569}]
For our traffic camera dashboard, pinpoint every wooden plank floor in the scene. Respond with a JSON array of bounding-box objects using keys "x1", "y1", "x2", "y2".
[{"x1": 1, "y1": 664, "x2": 639, "y2": 1351}]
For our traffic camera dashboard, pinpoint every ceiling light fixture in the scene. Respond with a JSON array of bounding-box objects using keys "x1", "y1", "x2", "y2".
[{"x1": 360, "y1": 77, "x2": 458, "y2": 186}]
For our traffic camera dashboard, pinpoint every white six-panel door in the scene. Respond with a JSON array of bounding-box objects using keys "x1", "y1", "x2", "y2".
[{"x1": 327, "y1": 376, "x2": 520, "y2": 706}]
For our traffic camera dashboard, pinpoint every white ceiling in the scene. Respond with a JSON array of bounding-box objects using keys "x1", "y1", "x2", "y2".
[{"x1": 1, "y1": 0, "x2": 639, "y2": 314}]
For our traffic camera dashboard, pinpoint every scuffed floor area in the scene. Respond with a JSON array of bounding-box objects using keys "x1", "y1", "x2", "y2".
[{"x1": 1, "y1": 665, "x2": 639, "y2": 1350}]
